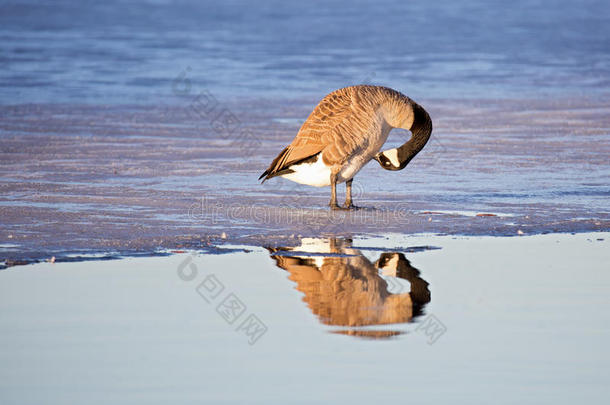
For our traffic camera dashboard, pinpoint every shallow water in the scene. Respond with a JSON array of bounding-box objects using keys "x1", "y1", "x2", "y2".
[{"x1": 1, "y1": 233, "x2": 608, "y2": 403}]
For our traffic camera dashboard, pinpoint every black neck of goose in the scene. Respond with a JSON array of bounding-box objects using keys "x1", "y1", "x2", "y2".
[{"x1": 396, "y1": 102, "x2": 432, "y2": 169}]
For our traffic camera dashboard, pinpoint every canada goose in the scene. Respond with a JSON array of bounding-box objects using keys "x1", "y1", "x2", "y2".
[
  {"x1": 259, "y1": 85, "x2": 433, "y2": 209},
  {"x1": 266, "y1": 238, "x2": 431, "y2": 334}
]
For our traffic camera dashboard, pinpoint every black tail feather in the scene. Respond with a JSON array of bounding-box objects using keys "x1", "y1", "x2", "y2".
[
  {"x1": 258, "y1": 146, "x2": 290, "y2": 183},
  {"x1": 258, "y1": 148, "x2": 319, "y2": 184}
]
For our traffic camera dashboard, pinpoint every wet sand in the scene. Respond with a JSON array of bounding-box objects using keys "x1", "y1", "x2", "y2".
[
  {"x1": 1, "y1": 97, "x2": 609, "y2": 266},
  {"x1": 1, "y1": 232, "x2": 608, "y2": 403}
]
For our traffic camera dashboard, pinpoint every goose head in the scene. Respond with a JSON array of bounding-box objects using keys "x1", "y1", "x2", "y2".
[{"x1": 374, "y1": 148, "x2": 407, "y2": 171}]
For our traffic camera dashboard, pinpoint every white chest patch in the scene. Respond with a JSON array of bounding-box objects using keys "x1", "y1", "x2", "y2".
[{"x1": 280, "y1": 153, "x2": 332, "y2": 187}]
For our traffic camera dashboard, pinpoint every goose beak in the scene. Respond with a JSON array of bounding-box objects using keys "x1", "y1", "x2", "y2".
[{"x1": 373, "y1": 153, "x2": 389, "y2": 167}]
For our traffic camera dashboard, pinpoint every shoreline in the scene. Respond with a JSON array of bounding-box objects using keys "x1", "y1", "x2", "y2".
[{"x1": 2, "y1": 229, "x2": 607, "y2": 271}]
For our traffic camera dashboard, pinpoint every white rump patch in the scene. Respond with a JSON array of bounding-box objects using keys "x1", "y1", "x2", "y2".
[{"x1": 281, "y1": 153, "x2": 331, "y2": 187}]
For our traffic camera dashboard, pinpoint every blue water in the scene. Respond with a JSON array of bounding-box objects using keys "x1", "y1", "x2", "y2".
[
  {"x1": 1, "y1": 233, "x2": 609, "y2": 403},
  {"x1": 1, "y1": 0, "x2": 609, "y2": 104}
]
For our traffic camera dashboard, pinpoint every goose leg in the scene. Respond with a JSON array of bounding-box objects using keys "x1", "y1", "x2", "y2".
[
  {"x1": 329, "y1": 169, "x2": 347, "y2": 210},
  {"x1": 343, "y1": 179, "x2": 360, "y2": 210}
]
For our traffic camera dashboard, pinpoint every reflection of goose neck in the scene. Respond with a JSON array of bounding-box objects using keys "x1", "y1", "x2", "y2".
[{"x1": 377, "y1": 252, "x2": 431, "y2": 314}]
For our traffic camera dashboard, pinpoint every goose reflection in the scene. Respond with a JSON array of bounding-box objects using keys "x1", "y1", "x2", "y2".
[{"x1": 267, "y1": 238, "x2": 431, "y2": 339}]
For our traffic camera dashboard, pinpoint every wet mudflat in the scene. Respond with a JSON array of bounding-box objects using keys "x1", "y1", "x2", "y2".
[
  {"x1": 1, "y1": 0, "x2": 609, "y2": 265},
  {"x1": 0, "y1": 233, "x2": 608, "y2": 404},
  {"x1": 1, "y1": 97, "x2": 609, "y2": 266}
]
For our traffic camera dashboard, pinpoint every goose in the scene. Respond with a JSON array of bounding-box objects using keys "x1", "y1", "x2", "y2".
[
  {"x1": 259, "y1": 85, "x2": 433, "y2": 209},
  {"x1": 266, "y1": 238, "x2": 431, "y2": 333}
]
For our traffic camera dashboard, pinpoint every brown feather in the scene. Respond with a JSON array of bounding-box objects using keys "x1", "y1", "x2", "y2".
[{"x1": 259, "y1": 85, "x2": 430, "y2": 182}]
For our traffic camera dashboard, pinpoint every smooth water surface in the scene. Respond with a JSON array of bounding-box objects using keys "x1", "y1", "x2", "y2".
[{"x1": 1, "y1": 233, "x2": 608, "y2": 403}]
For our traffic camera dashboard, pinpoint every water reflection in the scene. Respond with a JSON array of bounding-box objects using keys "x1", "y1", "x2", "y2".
[{"x1": 267, "y1": 238, "x2": 431, "y2": 339}]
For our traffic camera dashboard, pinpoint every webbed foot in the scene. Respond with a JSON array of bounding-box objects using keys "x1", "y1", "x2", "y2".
[{"x1": 329, "y1": 203, "x2": 350, "y2": 211}]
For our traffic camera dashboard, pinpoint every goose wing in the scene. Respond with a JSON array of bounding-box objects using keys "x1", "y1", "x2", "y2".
[{"x1": 259, "y1": 87, "x2": 376, "y2": 181}]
